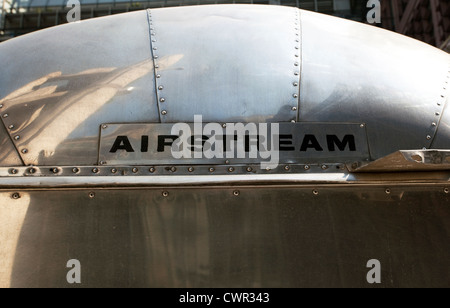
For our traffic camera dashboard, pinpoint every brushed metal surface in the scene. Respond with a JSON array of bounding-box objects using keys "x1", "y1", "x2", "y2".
[{"x1": 1, "y1": 185, "x2": 449, "y2": 288}]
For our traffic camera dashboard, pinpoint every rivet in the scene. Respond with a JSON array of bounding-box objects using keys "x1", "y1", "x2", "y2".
[
  {"x1": 304, "y1": 165, "x2": 310, "y2": 170},
  {"x1": 293, "y1": 82, "x2": 298, "y2": 86},
  {"x1": 292, "y1": 107, "x2": 297, "y2": 111},
  {"x1": 3, "y1": 114, "x2": 8, "y2": 118},
  {"x1": 28, "y1": 167, "x2": 36, "y2": 174},
  {"x1": 321, "y1": 165, "x2": 328, "y2": 170},
  {"x1": 291, "y1": 120, "x2": 296, "y2": 123},
  {"x1": 295, "y1": 54, "x2": 299, "y2": 57},
  {"x1": 149, "y1": 167, "x2": 156, "y2": 173},
  {"x1": 293, "y1": 94, "x2": 298, "y2": 98},
  {"x1": 246, "y1": 167, "x2": 253, "y2": 172},
  {"x1": 99, "y1": 161, "x2": 106, "y2": 165},
  {"x1": 233, "y1": 190, "x2": 240, "y2": 196},
  {"x1": 10, "y1": 168, "x2": 18, "y2": 175},
  {"x1": 153, "y1": 47, "x2": 157, "y2": 50},
  {"x1": 162, "y1": 191, "x2": 169, "y2": 197},
  {"x1": 161, "y1": 110, "x2": 167, "y2": 115},
  {"x1": 14, "y1": 135, "x2": 20, "y2": 141},
  {"x1": 294, "y1": 72, "x2": 299, "y2": 76},
  {"x1": 436, "y1": 112, "x2": 441, "y2": 116},
  {"x1": 155, "y1": 64, "x2": 159, "y2": 68},
  {"x1": 158, "y1": 86, "x2": 164, "y2": 90},
  {"x1": 225, "y1": 160, "x2": 230, "y2": 164},
  {"x1": 156, "y1": 74, "x2": 161, "y2": 78},
  {"x1": 92, "y1": 168, "x2": 99, "y2": 174},
  {"x1": 427, "y1": 135, "x2": 432, "y2": 140},
  {"x1": 385, "y1": 189, "x2": 391, "y2": 194},
  {"x1": 102, "y1": 124, "x2": 108, "y2": 129},
  {"x1": 188, "y1": 167, "x2": 194, "y2": 172},
  {"x1": 295, "y1": 46, "x2": 299, "y2": 49},
  {"x1": 0, "y1": 104, "x2": 3, "y2": 108},
  {"x1": 160, "y1": 98, "x2": 165, "y2": 103},
  {"x1": 228, "y1": 167, "x2": 234, "y2": 172},
  {"x1": 154, "y1": 55, "x2": 159, "y2": 59},
  {"x1": 151, "y1": 32, "x2": 155, "y2": 36},
  {"x1": 312, "y1": 189, "x2": 319, "y2": 195},
  {"x1": 266, "y1": 167, "x2": 271, "y2": 171},
  {"x1": 294, "y1": 62, "x2": 299, "y2": 66},
  {"x1": 360, "y1": 124, "x2": 365, "y2": 128},
  {"x1": 209, "y1": 167, "x2": 215, "y2": 172},
  {"x1": 432, "y1": 122, "x2": 437, "y2": 127},
  {"x1": 8, "y1": 125, "x2": 14, "y2": 129},
  {"x1": 284, "y1": 165, "x2": 290, "y2": 171},
  {"x1": 11, "y1": 193, "x2": 20, "y2": 199},
  {"x1": 88, "y1": 192, "x2": 95, "y2": 199},
  {"x1": 152, "y1": 39, "x2": 156, "y2": 42},
  {"x1": 170, "y1": 166, "x2": 177, "y2": 172},
  {"x1": 52, "y1": 168, "x2": 59, "y2": 174},
  {"x1": 222, "y1": 123, "x2": 227, "y2": 128},
  {"x1": 132, "y1": 168, "x2": 139, "y2": 173},
  {"x1": 444, "y1": 188, "x2": 449, "y2": 194},
  {"x1": 72, "y1": 167, "x2": 80, "y2": 173},
  {"x1": 111, "y1": 168, "x2": 117, "y2": 174},
  {"x1": 21, "y1": 149, "x2": 28, "y2": 154}
]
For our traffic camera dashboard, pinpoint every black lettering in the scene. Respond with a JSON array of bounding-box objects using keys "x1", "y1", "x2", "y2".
[
  {"x1": 300, "y1": 134, "x2": 323, "y2": 152},
  {"x1": 109, "y1": 136, "x2": 134, "y2": 153},
  {"x1": 327, "y1": 135, "x2": 356, "y2": 151},
  {"x1": 245, "y1": 135, "x2": 259, "y2": 152},
  {"x1": 189, "y1": 135, "x2": 209, "y2": 152},
  {"x1": 157, "y1": 135, "x2": 178, "y2": 152},
  {"x1": 141, "y1": 136, "x2": 149, "y2": 153},
  {"x1": 279, "y1": 134, "x2": 295, "y2": 151}
]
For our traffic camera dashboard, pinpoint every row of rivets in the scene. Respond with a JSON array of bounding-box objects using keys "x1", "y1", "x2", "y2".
[
  {"x1": 1, "y1": 104, "x2": 30, "y2": 156},
  {"x1": 292, "y1": 9, "x2": 301, "y2": 123},
  {"x1": 148, "y1": 10, "x2": 167, "y2": 118},
  {"x1": 5, "y1": 164, "x2": 343, "y2": 176},
  {"x1": 427, "y1": 63, "x2": 450, "y2": 145}
]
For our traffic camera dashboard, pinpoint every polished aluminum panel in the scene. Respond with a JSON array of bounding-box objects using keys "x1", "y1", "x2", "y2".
[
  {"x1": 1, "y1": 184, "x2": 450, "y2": 288},
  {"x1": 98, "y1": 122, "x2": 369, "y2": 165},
  {"x1": 299, "y1": 10, "x2": 450, "y2": 159},
  {"x1": 148, "y1": 5, "x2": 301, "y2": 123},
  {"x1": 0, "y1": 122, "x2": 22, "y2": 166},
  {"x1": 0, "y1": 11, "x2": 159, "y2": 166}
]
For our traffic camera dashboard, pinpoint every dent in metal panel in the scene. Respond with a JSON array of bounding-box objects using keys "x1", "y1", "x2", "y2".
[
  {"x1": 299, "y1": 10, "x2": 450, "y2": 159},
  {"x1": 148, "y1": 5, "x2": 301, "y2": 123},
  {"x1": 2, "y1": 186, "x2": 450, "y2": 288},
  {"x1": 0, "y1": 121, "x2": 22, "y2": 166},
  {"x1": 0, "y1": 11, "x2": 159, "y2": 166}
]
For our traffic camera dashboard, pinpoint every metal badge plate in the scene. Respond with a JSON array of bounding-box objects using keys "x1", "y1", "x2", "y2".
[{"x1": 99, "y1": 122, "x2": 369, "y2": 166}]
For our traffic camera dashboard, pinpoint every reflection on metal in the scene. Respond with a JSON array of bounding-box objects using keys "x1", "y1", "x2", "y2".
[
  {"x1": 0, "y1": 5, "x2": 450, "y2": 288},
  {"x1": 350, "y1": 150, "x2": 450, "y2": 172},
  {"x1": 1, "y1": 186, "x2": 450, "y2": 288}
]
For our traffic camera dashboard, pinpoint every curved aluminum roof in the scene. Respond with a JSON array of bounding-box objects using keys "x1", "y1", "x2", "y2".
[{"x1": 0, "y1": 5, "x2": 449, "y2": 166}]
